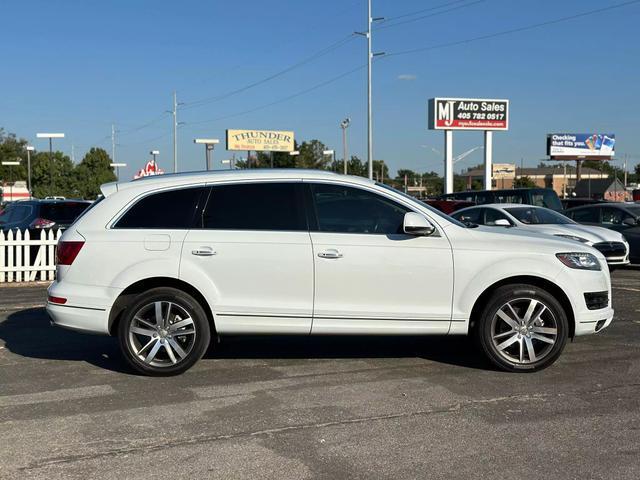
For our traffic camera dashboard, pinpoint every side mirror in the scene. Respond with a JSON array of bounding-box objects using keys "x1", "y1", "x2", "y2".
[
  {"x1": 622, "y1": 217, "x2": 637, "y2": 227},
  {"x1": 494, "y1": 219, "x2": 511, "y2": 227},
  {"x1": 403, "y1": 212, "x2": 435, "y2": 236}
]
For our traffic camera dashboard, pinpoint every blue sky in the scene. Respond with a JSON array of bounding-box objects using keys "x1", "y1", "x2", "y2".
[{"x1": 2, "y1": 0, "x2": 640, "y2": 180}]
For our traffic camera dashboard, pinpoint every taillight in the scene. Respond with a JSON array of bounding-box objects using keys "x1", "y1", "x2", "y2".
[
  {"x1": 48, "y1": 296, "x2": 67, "y2": 304},
  {"x1": 30, "y1": 218, "x2": 57, "y2": 229},
  {"x1": 56, "y1": 241, "x2": 84, "y2": 265}
]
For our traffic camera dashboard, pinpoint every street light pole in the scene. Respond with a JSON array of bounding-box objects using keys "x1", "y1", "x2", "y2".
[
  {"x1": 36, "y1": 133, "x2": 64, "y2": 197},
  {"x1": 194, "y1": 139, "x2": 220, "y2": 170},
  {"x1": 26, "y1": 146, "x2": 34, "y2": 199},
  {"x1": 340, "y1": 118, "x2": 350, "y2": 175}
]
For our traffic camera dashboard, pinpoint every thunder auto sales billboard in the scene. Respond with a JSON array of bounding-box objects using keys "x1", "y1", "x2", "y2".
[
  {"x1": 428, "y1": 98, "x2": 509, "y2": 130},
  {"x1": 547, "y1": 133, "x2": 616, "y2": 158},
  {"x1": 226, "y1": 129, "x2": 295, "y2": 152}
]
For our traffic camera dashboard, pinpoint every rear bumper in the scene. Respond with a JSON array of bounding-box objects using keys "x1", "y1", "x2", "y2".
[{"x1": 46, "y1": 302, "x2": 110, "y2": 334}]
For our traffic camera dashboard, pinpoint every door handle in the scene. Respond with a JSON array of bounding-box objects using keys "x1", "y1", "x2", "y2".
[
  {"x1": 317, "y1": 249, "x2": 343, "y2": 259},
  {"x1": 191, "y1": 247, "x2": 216, "y2": 257}
]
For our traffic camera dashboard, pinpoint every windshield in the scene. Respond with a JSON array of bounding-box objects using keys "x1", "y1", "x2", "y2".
[
  {"x1": 376, "y1": 183, "x2": 469, "y2": 228},
  {"x1": 505, "y1": 207, "x2": 574, "y2": 225}
]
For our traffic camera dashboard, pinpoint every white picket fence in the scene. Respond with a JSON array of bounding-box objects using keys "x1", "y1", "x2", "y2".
[{"x1": 0, "y1": 229, "x2": 62, "y2": 283}]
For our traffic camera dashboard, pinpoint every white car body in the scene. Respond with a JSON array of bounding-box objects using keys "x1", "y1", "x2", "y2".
[
  {"x1": 453, "y1": 203, "x2": 630, "y2": 266},
  {"x1": 45, "y1": 171, "x2": 614, "y2": 372}
]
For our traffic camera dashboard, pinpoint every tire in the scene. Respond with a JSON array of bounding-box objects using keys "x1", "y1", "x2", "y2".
[
  {"x1": 474, "y1": 284, "x2": 568, "y2": 372},
  {"x1": 118, "y1": 287, "x2": 211, "y2": 376}
]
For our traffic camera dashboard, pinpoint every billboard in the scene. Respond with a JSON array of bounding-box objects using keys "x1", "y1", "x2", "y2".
[
  {"x1": 226, "y1": 129, "x2": 294, "y2": 152},
  {"x1": 547, "y1": 133, "x2": 615, "y2": 158},
  {"x1": 428, "y1": 98, "x2": 509, "y2": 130}
]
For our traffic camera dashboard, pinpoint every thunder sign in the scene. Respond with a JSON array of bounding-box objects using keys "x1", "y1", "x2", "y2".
[{"x1": 428, "y1": 98, "x2": 509, "y2": 130}]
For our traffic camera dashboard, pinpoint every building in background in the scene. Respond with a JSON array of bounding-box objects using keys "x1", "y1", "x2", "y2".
[{"x1": 573, "y1": 178, "x2": 629, "y2": 201}]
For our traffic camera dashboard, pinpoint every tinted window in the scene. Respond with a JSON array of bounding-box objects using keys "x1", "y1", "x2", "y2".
[
  {"x1": 115, "y1": 187, "x2": 204, "y2": 229},
  {"x1": 40, "y1": 203, "x2": 90, "y2": 224},
  {"x1": 474, "y1": 192, "x2": 494, "y2": 205},
  {"x1": 531, "y1": 190, "x2": 563, "y2": 211},
  {"x1": 601, "y1": 207, "x2": 625, "y2": 225},
  {"x1": 493, "y1": 191, "x2": 524, "y2": 205},
  {"x1": 202, "y1": 183, "x2": 305, "y2": 231},
  {"x1": 484, "y1": 208, "x2": 512, "y2": 225},
  {"x1": 311, "y1": 183, "x2": 408, "y2": 234},
  {"x1": 570, "y1": 208, "x2": 599, "y2": 223},
  {"x1": 0, "y1": 204, "x2": 33, "y2": 224},
  {"x1": 453, "y1": 208, "x2": 483, "y2": 225},
  {"x1": 505, "y1": 207, "x2": 573, "y2": 225}
]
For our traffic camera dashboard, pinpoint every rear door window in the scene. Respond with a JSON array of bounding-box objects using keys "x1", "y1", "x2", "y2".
[
  {"x1": 40, "y1": 203, "x2": 90, "y2": 224},
  {"x1": 115, "y1": 187, "x2": 206, "y2": 229},
  {"x1": 454, "y1": 208, "x2": 483, "y2": 225},
  {"x1": 484, "y1": 208, "x2": 511, "y2": 226},
  {"x1": 570, "y1": 208, "x2": 600, "y2": 224},
  {"x1": 201, "y1": 182, "x2": 306, "y2": 231},
  {"x1": 601, "y1": 207, "x2": 624, "y2": 225}
]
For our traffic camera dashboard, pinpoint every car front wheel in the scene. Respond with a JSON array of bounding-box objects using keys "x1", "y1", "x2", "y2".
[
  {"x1": 118, "y1": 287, "x2": 211, "y2": 376},
  {"x1": 475, "y1": 284, "x2": 569, "y2": 372}
]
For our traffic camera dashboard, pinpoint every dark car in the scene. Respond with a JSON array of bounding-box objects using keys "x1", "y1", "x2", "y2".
[
  {"x1": 561, "y1": 198, "x2": 607, "y2": 210},
  {"x1": 423, "y1": 199, "x2": 475, "y2": 214},
  {"x1": 565, "y1": 203, "x2": 640, "y2": 264},
  {"x1": 438, "y1": 188, "x2": 563, "y2": 211},
  {"x1": 0, "y1": 199, "x2": 92, "y2": 234}
]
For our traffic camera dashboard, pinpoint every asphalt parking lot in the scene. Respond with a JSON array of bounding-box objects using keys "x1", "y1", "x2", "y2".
[{"x1": 0, "y1": 271, "x2": 639, "y2": 480}]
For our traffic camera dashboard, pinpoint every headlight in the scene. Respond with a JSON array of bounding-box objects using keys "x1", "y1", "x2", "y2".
[
  {"x1": 556, "y1": 252, "x2": 601, "y2": 271},
  {"x1": 554, "y1": 234, "x2": 590, "y2": 243}
]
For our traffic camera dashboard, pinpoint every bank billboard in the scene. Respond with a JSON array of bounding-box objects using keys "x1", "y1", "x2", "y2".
[
  {"x1": 226, "y1": 129, "x2": 295, "y2": 152},
  {"x1": 547, "y1": 133, "x2": 615, "y2": 158},
  {"x1": 428, "y1": 98, "x2": 509, "y2": 131}
]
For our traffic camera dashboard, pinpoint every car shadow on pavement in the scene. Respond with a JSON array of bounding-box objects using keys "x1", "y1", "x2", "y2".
[
  {"x1": 0, "y1": 307, "x2": 131, "y2": 374},
  {"x1": 0, "y1": 307, "x2": 493, "y2": 374}
]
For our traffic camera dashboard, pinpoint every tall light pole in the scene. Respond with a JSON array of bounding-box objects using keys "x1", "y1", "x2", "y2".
[
  {"x1": 340, "y1": 117, "x2": 350, "y2": 175},
  {"x1": 150, "y1": 150, "x2": 159, "y2": 163},
  {"x1": 36, "y1": 133, "x2": 64, "y2": 197},
  {"x1": 289, "y1": 150, "x2": 300, "y2": 167},
  {"x1": 26, "y1": 145, "x2": 34, "y2": 199},
  {"x1": 110, "y1": 162, "x2": 127, "y2": 181},
  {"x1": 194, "y1": 139, "x2": 220, "y2": 170},
  {"x1": 356, "y1": 1, "x2": 384, "y2": 180}
]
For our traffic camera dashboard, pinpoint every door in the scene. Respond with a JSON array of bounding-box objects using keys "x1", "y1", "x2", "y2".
[
  {"x1": 180, "y1": 181, "x2": 314, "y2": 334},
  {"x1": 307, "y1": 182, "x2": 454, "y2": 334}
]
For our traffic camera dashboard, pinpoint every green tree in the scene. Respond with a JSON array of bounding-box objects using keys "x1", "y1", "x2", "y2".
[
  {"x1": 371, "y1": 160, "x2": 390, "y2": 182},
  {"x1": 256, "y1": 151, "x2": 297, "y2": 168},
  {"x1": 74, "y1": 148, "x2": 117, "y2": 199},
  {"x1": 30, "y1": 151, "x2": 75, "y2": 198},
  {"x1": 346, "y1": 156, "x2": 367, "y2": 176},
  {"x1": 513, "y1": 176, "x2": 537, "y2": 188},
  {"x1": 0, "y1": 129, "x2": 29, "y2": 185},
  {"x1": 297, "y1": 139, "x2": 331, "y2": 170}
]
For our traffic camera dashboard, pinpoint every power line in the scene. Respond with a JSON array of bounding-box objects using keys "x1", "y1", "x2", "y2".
[
  {"x1": 382, "y1": 0, "x2": 474, "y2": 22},
  {"x1": 118, "y1": 112, "x2": 170, "y2": 136},
  {"x1": 376, "y1": 0, "x2": 487, "y2": 30},
  {"x1": 185, "y1": 64, "x2": 366, "y2": 127},
  {"x1": 386, "y1": 0, "x2": 640, "y2": 57},
  {"x1": 181, "y1": 34, "x2": 357, "y2": 111}
]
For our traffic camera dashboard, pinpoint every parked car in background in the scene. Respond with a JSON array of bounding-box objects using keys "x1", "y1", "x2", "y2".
[
  {"x1": 0, "y1": 199, "x2": 92, "y2": 233},
  {"x1": 451, "y1": 204, "x2": 630, "y2": 268},
  {"x1": 47, "y1": 170, "x2": 614, "y2": 376},
  {"x1": 565, "y1": 203, "x2": 640, "y2": 264},
  {"x1": 438, "y1": 188, "x2": 563, "y2": 211},
  {"x1": 561, "y1": 198, "x2": 606, "y2": 211},
  {"x1": 423, "y1": 199, "x2": 475, "y2": 214}
]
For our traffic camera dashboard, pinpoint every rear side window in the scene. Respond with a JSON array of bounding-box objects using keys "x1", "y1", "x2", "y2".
[
  {"x1": 202, "y1": 183, "x2": 306, "y2": 231},
  {"x1": 115, "y1": 187, "x2": 205, "y2": 229},
  {"x1": 531, "y1": 190, "x2": 563, "y2": 211},
  {"x1": 570, "y1": 208, "x2": 599, "y2": 223},
  {"x1": 453, "y1": 208, "x2": 483, "y2": 224},
  {"x1": 40, "y1": 203, "x2": 90, "y2": 224},
  {"x1": 0, "y1": 204, "x2": 33, "y2": 224}
]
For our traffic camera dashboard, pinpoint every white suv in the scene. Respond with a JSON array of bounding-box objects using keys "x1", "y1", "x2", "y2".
[{"x1": 47, "y1": 170, "x2": 614, "y2": 375}]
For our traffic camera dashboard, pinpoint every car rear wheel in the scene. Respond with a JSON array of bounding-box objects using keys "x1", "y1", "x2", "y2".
[
  {"x1": 475, "y1": 284, "x2": 568, "y2": 372},
  {"x1": 118, "y1": 287, "x2": 210, "y2": 376}
]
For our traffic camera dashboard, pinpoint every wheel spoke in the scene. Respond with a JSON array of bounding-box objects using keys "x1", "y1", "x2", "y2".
[
  {"x1": 144, "y1": 340, "x2": 162, "y2": 363},
  {"x1": 524, "y1": 336, "x2": 537, "y2": 362},
  {"x1": 167, "y1": 338, "x2": 187, "y2": 359},
  {"x1": 506, "y1": 303, "x2": 520, "y2": 323},
  {"x1": 135, "y1": 316, "x2": 157, "y2": 329},
  {"x1": 130, "y1": 326, "x2": 155, "y2": 337},
  {"x1": 169, "y1": 317, "x2": 194, "y2": 331},
  {"x1": 164, "y1": 342, "x2": 178, "y2": 364},
  {"x1": 528, "y1": 305, "x2": 547, "y2": 327},
  {"x1": 496, "y1": 334, "x2": 519, "y2": 351},
  {"x1": 137, "y1": 338, "x2": 155, "y2": 355},
  {"x1": 523, "y1": 299, "x2": 538, "y2": 325},
  {"x1": 531, "y1": 333, "x2": 555, "y2": 344},
  {"x1": 531, "y1": 326, "x2": 557, "y2": 335},
  {"x1": 519, "y1": 338, "x2": 524, "y2": 363},
  {"x1": 165, "y1": 302, "x2": 173, "y2": 327},
  {"x1": 154, "y1": 302, "x2": 163, "y2": 328},
  {"x1": 496, "y1": 309, "x2": 519, "y2": 329},
  {"x1": 172, "y1": 328, "x2": 195, "y2": 336},
  {"x1": 493, "y1": 330, "x2": 515, "y2": 340}
]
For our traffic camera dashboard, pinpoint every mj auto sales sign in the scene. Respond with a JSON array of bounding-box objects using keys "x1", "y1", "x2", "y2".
[{"x1": 428, "y1": 98, "x2": 509, "y2": 131}]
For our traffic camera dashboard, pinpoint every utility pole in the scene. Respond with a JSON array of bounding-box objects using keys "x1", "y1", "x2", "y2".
[
  {"x1": 356, "y1": 0, "x2": 383, "y2": 180},
  {"x1": 111, "y1": 124, "x2": 116, "y2": 164},
  {"x1": 172, "y1": 91, "x2": 178, "y2": 173},
  {"x1": 624, "y1": 154, "x2": 628, "y2": 187}
]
